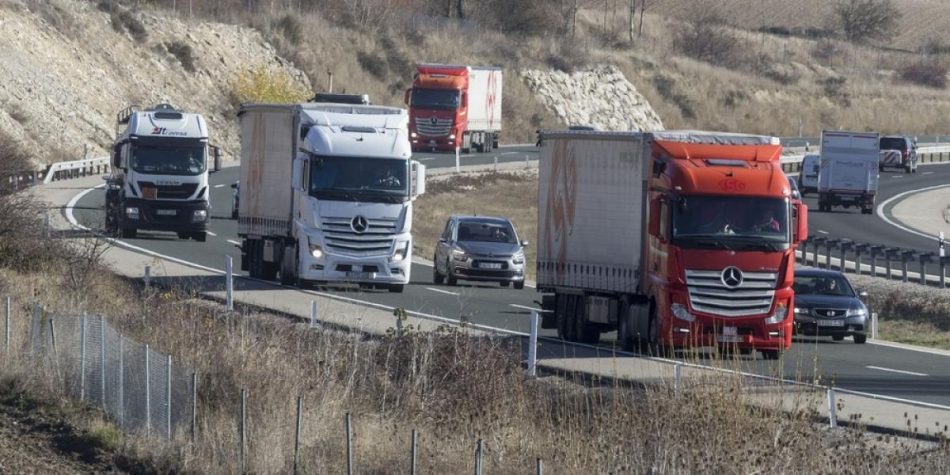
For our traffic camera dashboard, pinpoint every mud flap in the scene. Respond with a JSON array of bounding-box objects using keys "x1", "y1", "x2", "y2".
[{"x1": 540, "y1": 294, "x2": 556, "y2": 329}]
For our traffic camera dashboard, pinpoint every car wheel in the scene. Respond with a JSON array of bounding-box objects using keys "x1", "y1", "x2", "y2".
[
  {"x1": 121, "y1": 228, "x2": 137, "y2": 239},
  {"x1": 192, "y1": 232, "x2": 207, "y2": 242},
  {"x1": 853, "y1": 333, "x2": 867, "y2": 344},
  {"x1": 832, "y1": 334, "x2": 845, "y2": 341},
  {"x1": 445, "y1": 260, "x2": 457, "y2": 286},
  {"x1": 432, "y1": 256, "x2": 444, "y2": 284},
  {"x1": 514, "y1": 281, "x2": 525, "y2": 290},
  {"x1": 387, "y1": 284, "x2": 404, "y2": 293}
]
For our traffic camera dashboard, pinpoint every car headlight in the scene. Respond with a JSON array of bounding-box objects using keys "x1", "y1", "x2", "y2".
[
  {"x1": 512, "y1": 253, "x2": 525, "y2": 265},
  {"x1": 393, "y1": 242, "x2": 410, "y2": 262},
  {"x1": 125, "y1": 207, "x2": 139, "y2": 218},
  {"x1": 452, "y1": 248, "x2": 468, "y2": 262},
  {"x1": 846, "y1": 307, "x2": 867, "y2": 317},
  {"x1": 793, "y1": 307, "x2": 803, "y2": 314},
  {"x1": 191, "y1": 209, "x2": 208, "y2": 222},
  {"x1": 671, "y1": 303, "x2": 694, "y2": 322},
  {"x1": 765, "y1": 305, "x2": 788, "y2": 325}
]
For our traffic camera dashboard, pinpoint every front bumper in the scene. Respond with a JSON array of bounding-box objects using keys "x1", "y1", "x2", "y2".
[
  {"x1": 299, "y1": 249, "x2": 411, "y2": 285},
  {"x1": 411, "y1": 135, "x2": 456, "y2": 151},
  {"x1": 794, "y1": 314, "x2": 867, "y2": 336},
  {"x1": 120, "y1": 198, "x2": 208, "y2": 233},
  {"x1": 452, "y1": 257, "x2": 525, "y2": 283},
  {"x1": 665, "y1": 318, "x2": 791, "y2": 350}
]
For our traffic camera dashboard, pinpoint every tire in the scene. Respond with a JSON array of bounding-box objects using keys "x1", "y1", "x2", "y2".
[
  {"x1": 177, "y1": 232, "x2": 189, "y2": 239},
  {"x1": 279, "y1": 247, "x2": 297, "y2": 286},
  {"x1": 232, "y1": 209, "x2": 238, "y2": 220},
  {"x1": 446, "y1": 260, "x2": 458, "y2": 286},
  {"x1": 500, "y1": 281, "x2": 510, "y2": 287},
  {"x1": 643, "y1": 304, "x2": 664, "y2": 356},
  {"x1": 905, "y1": 165, "x2": 911, "y2": 174},
  {"x1": 558, "y1": 294, "x2": 579, "y2": 342},
  {"x1": 853, "y1": 333, "x2": 867, "y2": 344},
  {"x1": 514, "y1": 281, "x2": 525, "y2": 290},
  {"x1": 120, "y1": 227, "x2": 137, "y2": 239},
  {"x1": 192, "y1": 232, "x2": 207, "y2": 242},
  {"x1": 879, "y1": 165, "x2": 884, "y2": 172},
  {"x1": 260, "y1": 261, "x2": 278, "y2": 281},
  {"x1": 432, "y1": 256, "x2": 444, "y2": 284},
  {"x1": 832, "y1": 334, "x2": 845, "y2": 341},
  {"x1": 761, "y1": 350, "x2": 781, "y2": 360},
  {"x1": 387, "y1": 284, "x2": 404, "y2": 293},
  {"x1": 617, "y1": 304, "x2": 635, "y2": 352}
]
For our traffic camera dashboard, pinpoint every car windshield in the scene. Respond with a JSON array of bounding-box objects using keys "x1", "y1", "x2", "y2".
[
  {"x1": 309, "y1": 155, "x2": 409, "y2": 202},
  {"x1": 457, "y1": 221, "x2": 517, "y2": 244},
  {"x1": 131, "y1": 144, "x2": 206, "y2": 176},
  {"x1": 672, "y1": 195, "x2": 790, "y2": 249},
  {"x1": 880, "y1": 137, "x2": 907, "y2": 151},
  {"x1": 410, "y1": 88, "x2": 460, "y2": 110},
  {"x1": 793, "y1": 275, "x2": 854, "y2": 297}
]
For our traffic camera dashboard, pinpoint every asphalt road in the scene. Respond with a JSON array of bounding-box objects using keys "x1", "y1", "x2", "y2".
[{"x1": 69, "y1": 146, "x2": 950, "y2": 406}]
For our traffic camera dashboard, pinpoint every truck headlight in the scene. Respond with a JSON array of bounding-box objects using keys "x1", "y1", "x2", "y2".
[
  {"x1": 309, "y1": 243, "x2": 324, "y2": 259},
  {"x1": 125, "y1": 207, "x2": 139, "y2": 219},
  {"x1": 846, "y1": 307, "x2": 867, "y2": 317},
  {"x1": 191, "y1": 209, "x2": 208, "y2": 222},
  {"x1": 410, "y1": 132, "x2": 418, "y2": 138},
  {"x1": 452, "y1": 248, "x2": 468, "y2": 262},
  {"x1": 449, "y1": 133, "x2": 456, "y2": 139},
  {"x1": 765, "y1": 306, "x2": 788, "y2": 325},
  {"x1": 393, "y1": 242, "x2": 410, "y2": 262},
  {"x1": 671, "y1": 303, "x2": 694, "y2": 322}
]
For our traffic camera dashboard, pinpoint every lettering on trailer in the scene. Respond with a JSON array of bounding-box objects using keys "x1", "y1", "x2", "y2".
[
  {"x1": 151, "y1": 126, "x2": 188, "y2": 137},
  {"x1": 543, "y1": 139, "x2": 577, "y2": 284},
  {"x1": 718, "y1": 177, "x2": 746, "y2": 192},
  {"x1": 485, "y1": 71, "x2": 498, "y2": 130}
]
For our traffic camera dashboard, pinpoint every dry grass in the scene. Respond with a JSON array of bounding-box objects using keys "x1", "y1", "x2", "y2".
[{"x1": 413, "y1": 171, "x2": 538, "y2": 279}]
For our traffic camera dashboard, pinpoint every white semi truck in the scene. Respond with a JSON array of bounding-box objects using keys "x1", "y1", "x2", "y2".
[
  {"x1": 236, "y1": 103, "x2": 426, "y2": 292},
  {"x1": 105, "y1": 104, "x2": 220, "y2": 241},
  {"x1": 816, "y1": 130, "x2": 880, "y2": 214}
]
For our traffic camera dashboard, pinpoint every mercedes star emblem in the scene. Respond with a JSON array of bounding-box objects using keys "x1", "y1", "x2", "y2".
[
  {"x1": 430, "y1": 116, "x2": 438, "y2": 125},
  {"x1": 721, "y1": 266, "x2": 744, "y2": 288},
  {"x1": 351, "y1": 215, "x2": 368, "y2": 233}
]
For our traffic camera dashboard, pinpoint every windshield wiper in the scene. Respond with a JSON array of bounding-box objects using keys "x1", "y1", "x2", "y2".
[
  {"x1": 676, "y1": 235, "x2": 734, "y2": 251},
  {"x1": 316, "y1": 187, "x2": 359, "y2": 201}
]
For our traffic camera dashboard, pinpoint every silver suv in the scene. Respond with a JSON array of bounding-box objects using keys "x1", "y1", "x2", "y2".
[
  {"x1": 433, "y1": 215, "x2": 527, "y2": 289},
  {"x1": 879, "y1": 135, "x2": 918, "y2": 173}
]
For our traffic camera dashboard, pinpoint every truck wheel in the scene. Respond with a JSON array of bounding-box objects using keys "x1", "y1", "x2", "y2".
[
  {"x1": 761, "y1": 350, "x2": 781, "y2": 360},
  {"x1": 261, "y1": 261, "x2": 278, "y2": 281},
  {"x1": 514, "y1": 280, "x2": 525, "y2": 290},
  {"x1": 177, "y1": 232, "x2": 189, "y2": 239},
  {"x1": 192, "y1": 232, "x2": 207, "y2": 242},
  {"x1": 617, "y1": 304, "x2": 635, "y2": 352},
  {"x1": 484, "y1": 134, "x2": 493, "y2": 153},
  {"x1": 905, "y1": 165, "x2": 911, "y2": 174},
  {"x1": 120, "y1": 228, "x2": 137, "y2": 239},
  {"x1": 832, "y1": 334, "x2": 845, "y2": 341},
  {"x1": 387, "y1": 284, "x2": 404, "y2": 293},
  {"x1": 279, "y1": 247, "x2": 297, "y2": 286},
  {"x1": 879, "y1": 164, "x2": 884, "y2": 172},
  {"x1": 432, "y1": 257, "x2": 444, "y2": 284},
  {"x1": 574, "y1": 297, "x2": 600, "y2": 345},
  {"x1": 558, "y1": 294, "x2": 578, "y2": 342}
]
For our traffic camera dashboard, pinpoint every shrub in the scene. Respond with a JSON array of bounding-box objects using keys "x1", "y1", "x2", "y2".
[
  {"x1": 357, "y1": 51, "x2": 387, "y2": 81},
  {"x1": 652, "y1": 75, "x2": 695, "y2": 120},
  {"x1": 273, "y1": 13, "x2": 302, "y2": 46},
  {"x1": 811, "y1": 40, "x2": 839, "y2": 64},
  {"x1": 818, "y1": 76, "x2": 851, "y2": 107},
  {"x1": 673, "y1": 13, "x2": 743, "y2": 68},
  {"x1": 98, "y1": 1, "x2": 148, "y2": 42},
  {"x1": 166, "y1": 41, "x2": 196, "y2": 72},
  {"x1": 898, "y1": 61, "x2": 948, "y2": 89},
  {"x1": 229, "y1": 66, "x2": 311, "y2": 105},
  {"x1": 833, "y1": 0, "x2": 900, "y2": 43}
]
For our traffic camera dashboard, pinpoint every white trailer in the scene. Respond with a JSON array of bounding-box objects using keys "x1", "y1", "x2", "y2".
[
  {"x1": 237, "y1": 103, "x2": 426, "y2": 292},
  {"x1": 817, "y1": 130, "x2": 880, "y2": 214}
]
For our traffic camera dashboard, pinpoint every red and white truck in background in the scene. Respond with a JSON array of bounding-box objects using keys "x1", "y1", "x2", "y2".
[
  {"x1": 537, "y1": 130, "x2": 808, "y2": 359},
  {"x1": 405, "y1": 64, "x2": 502, "y2": 153}
]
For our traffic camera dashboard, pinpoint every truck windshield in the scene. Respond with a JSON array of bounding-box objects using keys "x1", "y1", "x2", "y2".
[
  {"x1": 131, "y1": 144, "x2": 206, "y2": 176},
  {"x1": 410, "y1": 88, "x2": 460, "y2": 110},
  {"x1": 309, "y1": 155, "x2": 409, "y2": 203},
  {"x1": 672, "y1": 196, "x2": 790, "y2": 249}
]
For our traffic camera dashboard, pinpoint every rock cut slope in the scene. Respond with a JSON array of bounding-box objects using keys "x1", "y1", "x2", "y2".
[{"x1": 0, "y1": 0, "x2": 309, "y2": 166}]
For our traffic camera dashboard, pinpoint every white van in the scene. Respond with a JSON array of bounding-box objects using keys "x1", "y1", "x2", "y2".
[{"x1": 800, "y1": 153, "x2": 819, "y2": 195}]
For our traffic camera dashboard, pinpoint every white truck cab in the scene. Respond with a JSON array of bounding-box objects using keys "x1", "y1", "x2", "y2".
[{"x1": 105, "y1": 104, "x2": 219, "y2": 241}]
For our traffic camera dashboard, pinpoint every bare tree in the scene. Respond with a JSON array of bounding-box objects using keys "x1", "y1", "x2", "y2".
[
  {"x1": 834, "y1": 0, "x2": 901, "y2": 43},
  {"x1": 638, "y1": 0, "x2": 659, "y2": 37}
]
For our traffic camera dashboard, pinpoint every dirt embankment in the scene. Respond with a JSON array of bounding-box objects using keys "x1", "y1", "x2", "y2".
[{"x1": 0, "y1": 0, "x2": 309, "y2": 167}]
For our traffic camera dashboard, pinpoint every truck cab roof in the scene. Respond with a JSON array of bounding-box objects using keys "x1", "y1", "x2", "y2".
[
  {"x1": 299, "y1": 103, "x2": 410, "y2": 159},
  {"x1": 117, "y1": 104, "x2": 208, "y2": 142}
]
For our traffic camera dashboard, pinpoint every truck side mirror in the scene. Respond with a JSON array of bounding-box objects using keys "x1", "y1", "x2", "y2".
[
  {"x1": 411, "y1": 161, "x2": 426, "y2": 198},
  {"x1": 112, "y1": 144, "x2": 122, "y2": 168},
  {"x1": 212, "y1": 146, "x2": 222, "y2": 172},
  {"x1": 404, "y1": 88, "x2": 411, "y2": 105},
  {"x1": 794, "y1": 201, "x2": 808, "y2": 244},
  {"x1": 460, "y1": 92, "x2": 467, "y2": 108},
  {"x1": 292, "y1": 157, "x2": 307, "y2": 191}
]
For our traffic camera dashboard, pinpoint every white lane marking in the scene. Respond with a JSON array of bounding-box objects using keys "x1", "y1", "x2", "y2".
[
  {"x1": 207, "y1": 231, "x2": 217, "y2": 237},
  {"x1": 817, "y1": 229, "x2": 829, "y2": 234},
  {"x1": 426, "y1": 287, "x2": 460, "y2": 296},
  {"x1": 876, "y1": 183, "x2": 950, "y2": 243},
  {"x1": 214, "y1": 184, "x2": 225, "y2": 188},
  {"x1": 501, "y1": 151, "x2": 519, "y2": 156},
  {"x1": 227, "y1": 239, "x2": 242, "y2": 246},
  {"x1": 891, "y1": 175, "x2": 903, "y2": 178},
  {"x1": 509, "y1": 304, "x2": 551, "y2": 313},
  {"x1": 866, "y1": 365, "x2": 929, "y2": 377},
  {"x1": 418, "y1": 157, "x2": 434, "y2": 161},
  {"x1": 922, "y1": 171, "x2": 934, "y2": 175},
  {"x1": 868, "y1": 338, "x2": 950, "y2": 357}
]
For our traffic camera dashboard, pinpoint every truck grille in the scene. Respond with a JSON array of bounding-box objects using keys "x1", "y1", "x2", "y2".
[
  {"x1": 685, "y1": 269, "x2": 776, "y2": 317},
  {"x1": 414, "y1": 117, "x2": 453, "y2": 137},
  {"x1": 137, "y1": 181, "x2": 199, "y2": 200},
  {"x1": 322, "y1": 216, "x2": 396, "y2": 256}
]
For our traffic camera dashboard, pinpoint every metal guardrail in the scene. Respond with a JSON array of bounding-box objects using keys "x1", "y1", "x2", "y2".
[{"x1": 43, "y1": 157, "x2": 110, "y2": 184}]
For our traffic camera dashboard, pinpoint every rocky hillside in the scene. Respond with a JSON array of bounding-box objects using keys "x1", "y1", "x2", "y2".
[
  {"x1": 0, "y1": 0, "x2": 309, "y2": 167},
  {"x1": 522, "y1": 65, "x2": 664, "y2": 132}
]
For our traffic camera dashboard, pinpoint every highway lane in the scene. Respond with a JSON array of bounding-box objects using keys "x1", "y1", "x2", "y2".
[{"x1": 67, "y1": 148, "x2": 950, "y2": 406}]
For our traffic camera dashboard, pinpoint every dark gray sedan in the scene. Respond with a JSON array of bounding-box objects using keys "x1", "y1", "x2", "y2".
[
  {"x1": 793, "y1": 267, "x2": 869, "y2": 344},
  {"x1": 433, "y1": 215, "x2": 527, "y2": 289}
]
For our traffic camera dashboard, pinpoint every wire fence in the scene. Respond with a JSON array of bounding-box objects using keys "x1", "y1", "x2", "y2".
[{"x1": 27, "y1": 306, "x2": 195, "y2": 439}]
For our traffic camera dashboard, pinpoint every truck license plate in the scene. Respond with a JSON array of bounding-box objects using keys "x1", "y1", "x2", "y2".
[
  {"x1": 817, "y1": 319, "x2": 845, "y2": 327},
  {"x1": 479, "y1": 262, "x2": 503, "y2": 269},
  {"x1": 345, "y1": 272, "x2": 373, "y2": 280},
  {"x1": 717, "y1": 326, "x2": 742, "y2": 343},
  {"x1": 156, "y1": 209, "x2": 177, "y2": 216}
]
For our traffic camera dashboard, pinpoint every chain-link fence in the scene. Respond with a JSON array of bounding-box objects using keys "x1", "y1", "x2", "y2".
[{"x1": 29, "y1": 306, "x2": 195, "y2": 439}]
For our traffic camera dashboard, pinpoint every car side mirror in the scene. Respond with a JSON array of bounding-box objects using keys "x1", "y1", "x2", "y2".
[
  {"x1": 230, "y1": 183, "x2": 238, "y2": 189},
  {"x1": 858, "y1": 290, "x2": 869, "y2": 300},
  {"x1": 521, "y1": 240, "x2": 529, "y2": 247}
]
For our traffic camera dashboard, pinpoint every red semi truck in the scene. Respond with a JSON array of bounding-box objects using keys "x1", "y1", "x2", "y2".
[
  {"x1": 537, "y1": 130, "x2": 808, "y2": 359},
  {"x1": 405, "y1": 64, "x2": 502, "y2": 153}
]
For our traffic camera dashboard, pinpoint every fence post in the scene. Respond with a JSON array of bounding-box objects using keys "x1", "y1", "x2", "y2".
[
  {"x1": 100, "y1": 316, "x2": 106, "y2": 408},
  {"x1": 410, "y1": 429, "x2": 417, "y2": 475},
  {"x1": 191, "y1": 372, "x2": 198, "y2": 446},
  {"x1": 145, "y1": 344, "x2": 151, "y2": 438},
  {"x1": 455, "y1": 146, "x2": 461, "y2": 173},
  {"x1": 674, "y1": 363, "x2": 682, "y2": 398},
  {"x1": 49, "y1": 316, "x2": 57, "y2": 358},
  {"x1": 293, "y1": 395, "x2": 302, "y2": 475},
  {"x1": 310, "y1": 300, "x2": 317, "y2": 328},
  {"x1": 345, "y1": 412, "x2": 353, "y2": 475},
  {"x1": 118, "y1": 336, "x2": 124, "y2": 426},
  {"x1": 226, "y1": 256, "x2": 234, "y2": 312},
  {"x1": 4, "y1": 296, "x2": 10, "y2": 353},
  {"x1": 527, "y1": 311, "x2": 539, "y2": 377},
  {"x1": 166, "y1": 355, "x2": 172, "y2": 440},
  {"x1": 536, "y1": 457, "x2": 543, "y2": 475},
  {"x1": 240, "y1": 388, "x2": 247, "y2": 474},
  {"x1": 144, "y1": 265, "x2": 151, "y2": 290},
  {"x1": 474, "y1": 438, "x2": 483, "y2": 475},
  {"x1": 80, "y1": 312, "x2": 87, "y2": 401},
  {"x1": 871, "y1": 312, "x2": 879, "y2": 340},
  {"x1": 827, "y1": 388, "x2": 838, "y2": 428}
]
